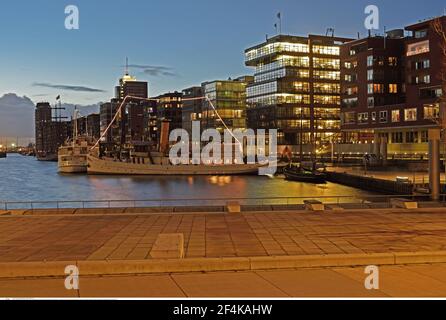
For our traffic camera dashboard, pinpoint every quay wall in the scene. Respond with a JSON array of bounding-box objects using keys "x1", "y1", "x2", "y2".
[{"x1": 326, "y1": 172, "x2": 414, "y2": 195}]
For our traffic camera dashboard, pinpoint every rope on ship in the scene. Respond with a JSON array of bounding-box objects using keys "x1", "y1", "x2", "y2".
[{"x1": 90, "y1": 95, "x2": 243, "y2": 152}]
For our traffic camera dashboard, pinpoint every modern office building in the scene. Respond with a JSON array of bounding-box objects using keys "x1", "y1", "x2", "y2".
[
  {"x1": 245, "y1": 34, "x2": 352, "y2": 150},
  {"x1": 115, "y1": 73, "x2": 149, "y2": 101},
  {"x1": 100, "y1": 70, "x2": 152, "y2": 149},
  {"x1": 155, "y1": 91, "x2": 183, "y2": 132},
  {"x1": 202, "y1": 76, "x2": 253, "y2": 132},
  {"x1": 182, "y1": 86, "x2": 203, "y2": 135},
  {"x1": 340, "y1": 16, "x2": 446, "y2": 156}
]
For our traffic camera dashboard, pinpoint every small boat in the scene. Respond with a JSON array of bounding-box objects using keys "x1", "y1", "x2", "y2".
[
  {"x1": 284, "y1": 165, "x2": 327, "y2": 184},
  {"x1": 0, "y1": 152, "x2": 6, "y2": 159}
]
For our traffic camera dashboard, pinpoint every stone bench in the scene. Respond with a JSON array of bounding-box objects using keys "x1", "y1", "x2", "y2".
[
  {"x1": 304, "y1": 200, "x2": 325, "y2": 211},
  {"x1": 326, "y1": 204, "x2": 345, "y2": 211},
  {"x1": 150, "y1": 233, "x2": 185, "y2": 259},
  {"x1": 390, "y1": 198, "x2": 418, "y2": 209},
  {"x1": 226, "y1": 201, "x2": 241, "y2": 213}
]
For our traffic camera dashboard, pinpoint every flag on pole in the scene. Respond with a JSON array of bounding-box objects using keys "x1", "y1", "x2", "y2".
[
  {"x1": 56, "y1": 95, "x2": 61, "y2": 100},
  {"x1": 277, "y1": 12, "x2": 281, "y2": 19}
]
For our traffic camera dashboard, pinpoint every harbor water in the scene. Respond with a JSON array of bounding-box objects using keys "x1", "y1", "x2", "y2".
[{"x1": 0, "y1": 154, "x2": 374, "y2": 204}]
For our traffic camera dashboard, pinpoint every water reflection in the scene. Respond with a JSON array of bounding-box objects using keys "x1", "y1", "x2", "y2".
[{"x1": 0, "y1": 154, "x2": 373, "y2": 202}]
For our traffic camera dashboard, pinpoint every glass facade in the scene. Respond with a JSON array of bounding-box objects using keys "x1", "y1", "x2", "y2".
[
  {"x1": 246, "y1": 35, "x2": 348, "y2": 146},
  {"x1": 202, "y1": 77, "x2": 253, "y2": 132}
]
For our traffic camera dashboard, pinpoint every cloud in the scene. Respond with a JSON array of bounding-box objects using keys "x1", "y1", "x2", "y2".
[
  {"x1": 0, "y1": 93, "x2": 101, "y2": 139},
  {"x1": 126, "y1": 64, "x2": 177, "y2": 77},
  {"x1": 32, "y1": 82, "x2": 106, "y2": 93}
]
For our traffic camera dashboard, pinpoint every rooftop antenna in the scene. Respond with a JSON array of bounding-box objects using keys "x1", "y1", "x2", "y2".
[
  {"x1": 326, "y1": 28, "x2": 335, "y2": 37},
  {"x1": 277, "y1": 12, "x2": 282, "y2": 35},
  {"x1": 125, "y1": 57, "x2": 129, "y2": 76}
]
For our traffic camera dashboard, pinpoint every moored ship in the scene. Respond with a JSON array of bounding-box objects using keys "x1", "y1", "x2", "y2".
[
  {"x1": 87, "y1": 153, "x2": 267, "y2": 176},
  {"x1": 58, "y1": 136, "x2": 96, "y2": 173}
]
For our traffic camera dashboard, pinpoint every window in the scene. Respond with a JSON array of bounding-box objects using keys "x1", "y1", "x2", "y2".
[
  {"x1": 342, "y1": 97, "x2": 358, "y2": 108},
  {"x1": 423, "y1": 75, "x2": 431, "y2": 84},
  {"x1": 312, "y1": 45, "x2": 340, "y2": 55},
  {"x1": 313, "y1": 58, "x2": 340, "y2": 69},
  {"x1": 406, "y1": 132, "x2": 418, "y2": 143},
  {"x1": 389, "y1": 84, "x2": 398, "y2": 93},
  {"x1": 358, "y1": 112, "x2": 368, "y2": 124},
  {"x1": 371, "y1": 112, "x2": 377, "y2": 122},
  {"x1": 420, "y1": 87, "x2": 443, "y2": 99},
  {"x1": 415, "y1": 29, "x2": 428, "y2": 39},
  {"x1": 368, "y1": 84, "x2": 384, "y2": 94},
  {"x1": 346, "y1": 86, "x2": 358, "y2": 95},
  {"x1": 404, "y1": 108, "x2": 417, "y2": 121},
  {"x1": 343, "y1": 112, "x2": 356, "y2": 124},
  {"x1": 367, "y1": 70, "x2": 374, "y2": 81},
  {"x1": 391, "y1": 132, "x2": 403, "y2": 143},
  {"x1": 392, "y1": 110, "x2": 401, "y2": 123},
  {"x1": 388, "y1": 57, "x2": 398, "y2": 66},
  {"x1": 421, "y1": 130, "x2": 428, "y2": 143},
  {"x1": 407, "y1": 40, "x2": 430, "y2": 56},
  {"x1": 379, "y1": 111, "x2": 388, "y2": 123},
  {"x1": 314, "y1": 70, "x2": 340, "y2": 80},
  {"x1": 415, "y1": 59, "x2": 430, "y2": 70},
  {"x1": 424, "y1": 103, "x2": 440, "y2": 119},
  {"x1": 367, "y1": 97, "x2": 375, "y2": 108},
  {"x1": 367, "y1": 55, "x2": 373, "y2": 67}
]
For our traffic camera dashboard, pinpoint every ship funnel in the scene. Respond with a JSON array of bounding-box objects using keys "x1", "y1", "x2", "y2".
[{"x1": 159, "y1": 120, "x2": 170, "y2": 154}]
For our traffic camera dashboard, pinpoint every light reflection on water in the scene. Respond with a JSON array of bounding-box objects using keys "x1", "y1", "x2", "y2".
[{"x1": 0, "y1": 154, "x2": 374, "y2": 202}]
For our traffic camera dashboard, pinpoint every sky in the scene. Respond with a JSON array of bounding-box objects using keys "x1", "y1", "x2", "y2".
[{"x1": 0, "y1": 0, "x2": 445, "y2": 106}]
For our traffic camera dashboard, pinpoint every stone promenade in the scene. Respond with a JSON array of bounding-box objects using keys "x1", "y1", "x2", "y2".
[{"x1": 1, "y1": 207, "x2": 446, "y2": 263}]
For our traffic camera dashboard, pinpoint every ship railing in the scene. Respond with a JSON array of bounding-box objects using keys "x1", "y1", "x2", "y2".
[{"x1": 0, "y1": 194, "x2": 444, "y2": 211}]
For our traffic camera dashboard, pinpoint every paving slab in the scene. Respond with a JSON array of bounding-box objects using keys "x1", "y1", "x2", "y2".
[
  {"x1": 79, "y1": 275, "x2": 185, "y2": 298},
  {"x1": 172, "y1": 272, "x2": 289, "y2": 297},
  {"x1": 256, "y1": 269, "x2": 387, "y2": 297},
  {"x1": 0, "y1": 278, "x2": 78, "y2": 298}
]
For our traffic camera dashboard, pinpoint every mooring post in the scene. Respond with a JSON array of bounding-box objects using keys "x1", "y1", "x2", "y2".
[{"x1": 429, "y1": 128, "x2": 441, "y2": 201}]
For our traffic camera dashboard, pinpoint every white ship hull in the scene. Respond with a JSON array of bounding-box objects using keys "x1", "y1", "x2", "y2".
[
  {"x1": 87, "y1": 155, "x2": 265, "y2": 175},
  {"x1": 59, "y1": 162, "x2": 87, "y2": 173}
]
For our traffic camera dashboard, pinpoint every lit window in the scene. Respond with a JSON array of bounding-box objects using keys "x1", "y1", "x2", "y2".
[
  {"x1": 367, "y1": 55, "x2": 373, "y2": 67},
  {"x1": 358, "y1": 112, "x2": 368, "y2": 124},
  {"x1": 407, "y1": 40, "x2": 430, "y2": 56},
  {"x1": 392, "y1": 110, "x2": 401, "y2": 123},
  {"x1": 424, "y1": 104, "x2": 440, "y2": 119},
  {"x1": 389, "y1": 84, "x2": 398, "y2": 93},
  {"x1": 404, "y1": 108, "x2": 417, "y2": 121}
]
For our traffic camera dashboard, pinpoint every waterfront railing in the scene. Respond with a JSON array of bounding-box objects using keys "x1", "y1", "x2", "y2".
[{"x1": 0, "y1": 194, "x2": 444, "y2": 211}]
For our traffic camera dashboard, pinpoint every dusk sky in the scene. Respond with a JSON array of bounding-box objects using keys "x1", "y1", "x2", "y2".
[{"x1": 0, "y1": 0, "x2": 445, "y2": 105}]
